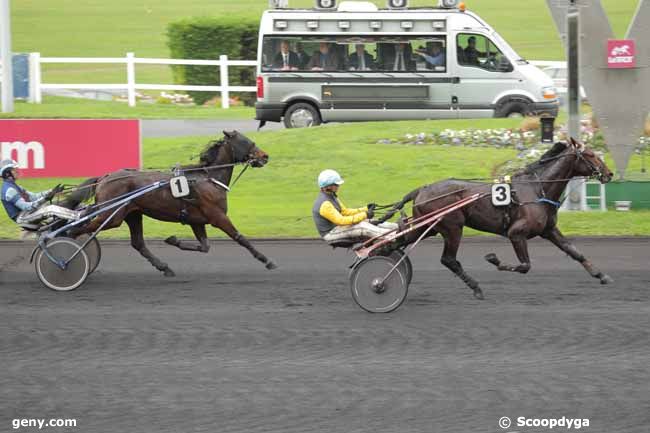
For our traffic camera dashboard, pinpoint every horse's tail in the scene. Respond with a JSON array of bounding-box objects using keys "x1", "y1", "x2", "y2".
[
  {"x1": 376, "y1": 187, "x2": 421, "y2": 223},
  {"x1": 59, "y1": 177, "x2": 99, "y2": 209}
]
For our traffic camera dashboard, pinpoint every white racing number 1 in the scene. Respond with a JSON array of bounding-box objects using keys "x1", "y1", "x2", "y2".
[
  {"x1": 170, "y1": 176, "x2": 190, "y2": 198},
  {"x1": 491, "y1": 183, "x2": 511, "y2": 206}
]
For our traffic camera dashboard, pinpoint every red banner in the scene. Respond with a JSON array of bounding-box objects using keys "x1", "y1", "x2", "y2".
[{"x1": 0, "y1": 119, "x2": 141, "y2": 178}]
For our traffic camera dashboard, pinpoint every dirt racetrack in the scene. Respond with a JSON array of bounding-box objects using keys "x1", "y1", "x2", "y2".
[{"x1": 1, "y1": 237, "x2": 649, "y2": 433}]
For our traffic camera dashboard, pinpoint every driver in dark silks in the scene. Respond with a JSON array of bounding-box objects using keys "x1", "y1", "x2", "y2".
[
  {"x1": 312, "y1": 169, "x2": 398, "y2": 245},
  {"x1": 0, "y1": 159, "x2": 75, "y2": 227}
]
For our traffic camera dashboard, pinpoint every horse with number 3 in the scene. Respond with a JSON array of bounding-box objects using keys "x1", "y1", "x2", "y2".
[
  {"x1": 379, "y1": 138, "x2": 614, "y2": 300},
  {"x1": 62, "y1": 130, "x2": 277, "y2": 276}
]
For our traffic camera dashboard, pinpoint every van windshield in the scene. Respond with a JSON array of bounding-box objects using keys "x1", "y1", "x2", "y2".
[
  {"x1": 261, "y1": 35, "x2": 447, "y2": 73},
  {"x1": 456, "y1": 33, "x2": 514, "y2": 72}
]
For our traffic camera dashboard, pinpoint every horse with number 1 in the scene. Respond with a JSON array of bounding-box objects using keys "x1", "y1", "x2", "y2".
[{"x1": 37, "y1": 130, "x2": 277, "y2": 290}]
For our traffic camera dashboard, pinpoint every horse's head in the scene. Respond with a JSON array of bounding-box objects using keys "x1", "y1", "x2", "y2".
[
  {"x1": 223, "y1": 130, "x2": 269, "y2": 167},
  {"x1": 568, "y1": 137, "x2": 613, "y2": 183}
]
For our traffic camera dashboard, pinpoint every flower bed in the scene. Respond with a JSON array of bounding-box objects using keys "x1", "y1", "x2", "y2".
[{"x1": 378, "y1": 116, "x2": 649, "y2": 176}]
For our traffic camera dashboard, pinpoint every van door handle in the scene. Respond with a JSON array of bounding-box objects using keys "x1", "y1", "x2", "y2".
[
  {"x1": 451, "y1": 77, "x2": 460, "y2": 84},
  {"x1": 452, "y1": 96, "x2": 458, "y2": 104}
]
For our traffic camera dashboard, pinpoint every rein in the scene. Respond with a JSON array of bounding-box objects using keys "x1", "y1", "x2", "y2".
[
  {"x1": 56, "y1": 159, "x2": 255, "y2": 199},
  {"x1": 229, "y1": 163, "x2": 250, "y2": 188},
  {"x1": 174, "y1": 160, "x2": 248, "y2": 174}
]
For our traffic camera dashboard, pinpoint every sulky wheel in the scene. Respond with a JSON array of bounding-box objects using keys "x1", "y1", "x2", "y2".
[
  {"x1": 35, "y1": 237, "x2": 90, "y2": 291},
  {"x1": 76, "y1": 234, "x2": 102, "y2": 274},
  {"x1": 388, "y1": 249, "x2": 413, "y2": 285},
  {"x1": 349, "y1": 256, "x2": 408, "y2": 313}
]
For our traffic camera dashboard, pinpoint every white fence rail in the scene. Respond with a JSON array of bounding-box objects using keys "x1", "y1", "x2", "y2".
[
  {"x1": 22, "y1": 53, "x2": 565, "y2": 109},
  {"x1": 29, "y1": 52, "x2": 257, "y2": 109}
]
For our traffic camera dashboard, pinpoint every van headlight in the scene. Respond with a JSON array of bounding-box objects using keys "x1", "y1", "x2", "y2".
[{"x1": 542, "y1": 86, "x2": 557, "y2": 100}]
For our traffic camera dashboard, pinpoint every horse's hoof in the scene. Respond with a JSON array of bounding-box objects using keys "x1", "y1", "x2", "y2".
[
  {"x1": 473, "y1": 289, "x2": 485, "y2": 300},
  {"x1": 265, "y1": 261, "x2": 278, "y2": 270},
  {"x1": 600, "y1": 274, "x2": 614, "y2": 284},
  {"x1": 484, "y1": 253, "x2": 500, "y2": 266},
  {"x1": 163, "y1": 269, "x2": 176, "y2": 277},
  {"x1": 164, "y1": 236, "x2": 178, "y2": 246}
]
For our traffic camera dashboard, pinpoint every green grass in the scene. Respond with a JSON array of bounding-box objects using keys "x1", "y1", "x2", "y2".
[
  {"x1": 2, "y1": 119, "x2": 649, "y2": 239},
  {"x1": 0, "y1": 96, "x2": 255, "y2": 119},
  {"x1": 10, "y1": 0, "x2": 640, "y2": 87}
]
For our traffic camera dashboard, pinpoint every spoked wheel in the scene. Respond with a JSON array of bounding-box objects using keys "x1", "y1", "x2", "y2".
[
  {"x1": 35, "y1": 237, "x2": 90, "y2": 291},
  {"x1": 76, "y1": 234, "x2": 102, "y2": 274},
  {"x1": 349, "y1": 256, "x2": 408, "y2": 313},
  {"x1": 388, "y1": 249, "x2": 413, "y2": 285}
]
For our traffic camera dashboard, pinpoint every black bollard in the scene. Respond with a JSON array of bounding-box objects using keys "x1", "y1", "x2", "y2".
[{"x1": 541, "y1": 116, "x2": 555, "y2": 143}]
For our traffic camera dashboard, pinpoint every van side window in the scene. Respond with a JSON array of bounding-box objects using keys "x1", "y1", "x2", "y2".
[
  {"x1": 261, "y1": 36, "x2": 447, "y2": 73},
  {"x1": 456, "y1": 34, "x2": 513, "y2": 72}
]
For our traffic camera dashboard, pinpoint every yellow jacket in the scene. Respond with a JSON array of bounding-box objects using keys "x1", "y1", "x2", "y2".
[
  {"x1": 319, "y1": 198, "x2": 367, "y2": 225},
  {"x1": 312, "y1": 191, "x2": 368, "y2": 236}
]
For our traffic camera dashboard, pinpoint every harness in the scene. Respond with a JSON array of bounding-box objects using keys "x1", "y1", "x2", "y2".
[
  {"x1": 171, "y1": 162, "x2": 253, "y2": 225},
  {"x1": 536, "y1": 197, "x2": 562, "y2": 208}
]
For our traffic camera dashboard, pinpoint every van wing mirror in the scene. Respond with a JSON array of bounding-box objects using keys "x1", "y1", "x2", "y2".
[{"x1": 498, "y1": 58, "x2": 514, "y2": 73}]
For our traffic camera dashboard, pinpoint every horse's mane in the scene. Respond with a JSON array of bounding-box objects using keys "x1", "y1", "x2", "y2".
[
  {"x1": 517, "y1": 141, "x2": 568, "y2": 176},
  {"x1": 197, "y1": 138, "x2": 225, "y2": 166}
]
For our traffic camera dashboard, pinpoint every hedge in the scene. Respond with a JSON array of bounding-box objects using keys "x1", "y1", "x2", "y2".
[{"x1": 167, "y1": 16, "x2": 258, "y2": 105}]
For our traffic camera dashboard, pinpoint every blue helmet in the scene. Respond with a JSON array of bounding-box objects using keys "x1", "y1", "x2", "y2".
[{"x1": 318, "y1": 169, "x2": 344, "y2": 188}]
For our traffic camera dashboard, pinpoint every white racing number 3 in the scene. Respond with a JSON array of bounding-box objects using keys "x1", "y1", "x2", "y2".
[
  {"x1": 491, "y1": 183, "x2": 511, "y2": 206},
  {"x1": 170, "y1": 176, "x2": 190, "y2": 198}
]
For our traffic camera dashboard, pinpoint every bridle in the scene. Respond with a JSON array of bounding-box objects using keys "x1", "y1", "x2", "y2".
[
  {"x1": 177, "y1": 136, "x2": 266, "y2": 188},
  {"x1": 222, "y1": 134, "x2": 265, "y2": 167},
  {"x1": 538, "y1": 144, "x2": 605, "y2": 181},
  {"x1": 575, "y1": 148, "x2": 605, "y2": 181}
]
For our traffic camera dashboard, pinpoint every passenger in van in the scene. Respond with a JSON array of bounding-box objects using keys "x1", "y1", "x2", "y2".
[
  {"x1": 335, "y1": 45, "x2": 348, "y2": 70},
  {"x1": 307, "y1": 42, "x2": 340, "y2": 71},
  {"x1": 348, "y1": 44, "x2": 375, "y2": 71},
  {"x1": 272, "y1": 40, "x2": 300, "y2": 70},
  {"x1": 295, "y1": 42, "x2": 310, "y2": 69},
  {"x1": 382, "y1": 43, "x2": 414, "y2": 71},
  {"x1": 415, "y1": 42, "x2": 445, "y2": 68},
  {"x1": 463, "y1": 36, "x2": 480, "y2": 65}
]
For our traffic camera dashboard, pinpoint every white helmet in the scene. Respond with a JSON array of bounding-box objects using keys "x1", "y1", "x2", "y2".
[
  {"x1": 318, "y1": 169, "x2": 344, "y2": 188},
  {"x1": 0, "y1": 159, "x2": 18, "y2": 178}
]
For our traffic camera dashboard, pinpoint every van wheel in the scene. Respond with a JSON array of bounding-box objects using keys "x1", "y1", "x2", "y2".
[
  {"x1": 284, "y1": 103, "x2": 321, "y2": 128},
  {"x1": 496, "y1": 100, "x2": 531, "y2": 118}
]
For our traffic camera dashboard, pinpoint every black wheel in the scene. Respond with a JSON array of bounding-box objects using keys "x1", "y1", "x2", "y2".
[
  {"x1": 389, "y1": 250, "x2": 413, "y2": 285},
  {"x1": 349, "y1": 256, "x2": 408, "y2": 313},
  {"x1": 496, "y1": 100, "x2": 531, "y2": 118},
  {"x1": 76, "y1": 234, "x2": 102, "y2": 274},
  {"x1": 35, "y1": 237, "x2": 89, "y2": 291},
  {"x1": 283, "y1": 102, "x2": 321, "y2": 128}
]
